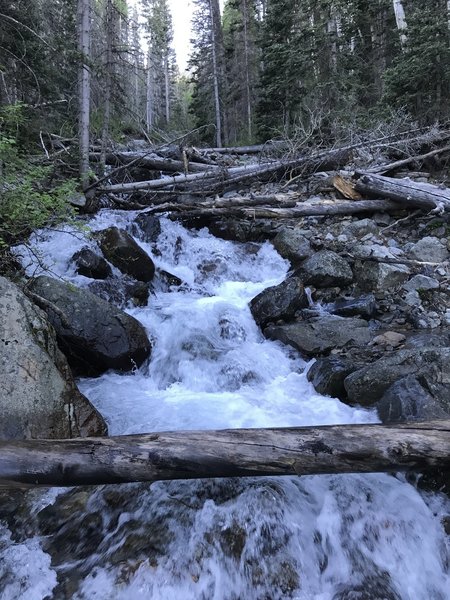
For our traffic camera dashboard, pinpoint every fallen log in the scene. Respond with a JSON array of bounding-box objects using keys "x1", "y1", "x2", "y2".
[
  {"x1": 168, "y1": 199, "x2": 403, "y2": 220},
  {"x1": 99, "y1": 148, "x2": 351, "y2": 195},
  {"x1": 90, "y1": 151, "x2": 214, "y2": 174},
  {"x1": 354, "y1": 173, "x2": 450, "y2": 212},
  {"x1": 1, "y1": 421, "x2": 449, "y2": 487},
  {"x1": 368, "y1": 145, "x2": 450, "y2": 175}
]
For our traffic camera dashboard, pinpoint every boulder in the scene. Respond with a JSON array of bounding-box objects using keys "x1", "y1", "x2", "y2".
[
  {"x1": 271, "y1": 228, "x2": 312, "y2": 264},
  {"x1": 298, "y1": 251, "x2": 353, "y2": 288},
  {"x1": 344, "y1": 347, "x2": 450, "y2": 406},
  {"x1": 329, "y1": 294, "x2": 376, "y2": 319},
  {"x1": 249, "y1": 277, "x2": 308, "y2": 328},
  {"x1": 410, "y1": 236, "x2": 449, "y2": 263},
  {"x1": 88, "y1": 279, "x2": 150, "y2": 308},
  {"x1": 354, "y1": 262, "x2": 410, "y2": 292},
  {"x1": 97, "y1": 227, "x2": 155, "y2": 282},
  {"x1": 131, "y1": 214, "x2": 162, "y2": 243},
  {"x1": 344, "y1": 218, "x2": 378, "y2": 239},
  {"x1": 265, "y1": 315, "x2": 373, "y2": 357},
  {"x1": 0, "y1": 276, "x2": 106, "y2": 439},
  {"x1": 71, "y1": 247, "x2": 112, "y2": 280},
  {"x1": 307, "y1": 357, "x2": 359, "y2": 400},
  {"x1": 375, "y1": 375, "x2": 449, "y2": 423},
  {"x1": 29, "y1": 276, "x2": 151, "y2": 376},
  {"x1": 403, "y1": 274, "x2": 439, "y2": 292}
]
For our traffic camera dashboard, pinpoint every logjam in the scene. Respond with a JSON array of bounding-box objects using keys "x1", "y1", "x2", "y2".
[
  {"x1": 354, "y1": 173, "x2": 450, "y2": 212},
  {"x1": 1, "y1": 421, "x2": 449, "y2": 487}
]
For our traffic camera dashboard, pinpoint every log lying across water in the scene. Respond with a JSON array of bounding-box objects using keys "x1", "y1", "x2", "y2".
[{"x1": 1, "y1": 421, "x2": 449, "y2": 487}]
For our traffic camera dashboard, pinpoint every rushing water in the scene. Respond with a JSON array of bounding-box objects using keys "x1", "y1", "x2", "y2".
[{"x1": 3, "y1": 211, "x2": 450, "y2": 599}]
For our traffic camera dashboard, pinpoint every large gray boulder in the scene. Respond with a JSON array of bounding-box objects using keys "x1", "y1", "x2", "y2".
[
  {"x1": 307, "y1": 357, "x2": 359, "y2": 400},
  {"x1": 97, "y1": 227, "x2": 155, "y2": 282},
  {"x1": 0, "y1": 276, "x2": 106, "y2": 440},
  {"x1": 344, "y1": 347, "x2": 450, "y2": 407},
  {"x1": 265, "y1": 315, "x2": 373, "y2": 357},
  {"x1": 375, "y1": 375, "x2": 449, "y2": 423},
  {"x1": 410, "y1": 236, "x2": 449, "y2": 263},
  {"x1": 298, "y1": 251, "x2": 353, "y2": 288},
  {"x1": 354, "y1": 261, "x2": 410, "y2": 292},
  {"x1": 271, "y1": 228, "x2": 312, "y2": 264},
  {"x1": 249, "y1": 277, "x2": 308, "y2": 327},
  {"x1": 71, "y1": 247, "x2": 112, "y2": 280},
  {"x1": 30, "y1": 276, "x2": 151, "y2": 376}
]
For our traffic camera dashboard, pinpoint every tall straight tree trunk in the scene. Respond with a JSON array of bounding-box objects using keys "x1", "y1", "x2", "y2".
[
  {"x1": 393, "y1": 0, "x2": 407, "y2": 46},
  {"x1": 209, "y1": 0, "x2": 222, "y2": 147},
  {"x1": 241, "y1": 0, "x2": 252, "y2": 140},
  {"x1": 101, "y1": 0, "x2": 113, "y2": 176},
  {"x1": 146, "y1": 52, "x2": 154, "y2": 131},
  {"x1": 78, "y1": 0, "x2": 91, "y2": 188},
  {"x1": 164, "y1": 56, "x2": 170, "y2": 124}
]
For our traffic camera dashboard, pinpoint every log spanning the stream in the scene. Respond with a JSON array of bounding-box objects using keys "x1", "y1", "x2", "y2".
[{"x1": 1, "y1": 421, "x2": 449, "y2": 487}]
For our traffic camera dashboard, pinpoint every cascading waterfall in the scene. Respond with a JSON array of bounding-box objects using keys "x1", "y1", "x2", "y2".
[{"x1": 2, "y1": 210, "x2": 450, "y2": 600}]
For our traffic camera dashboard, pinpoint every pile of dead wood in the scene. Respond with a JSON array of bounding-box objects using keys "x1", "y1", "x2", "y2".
[{"x1": 88, "y1": 126, "x2": 450, "y2": 218}]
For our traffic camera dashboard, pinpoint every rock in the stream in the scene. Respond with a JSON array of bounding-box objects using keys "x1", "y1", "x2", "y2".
[
  {"x1": 271, "y1": 228, "x2": 312, "y2": 264},
  {"x1": 88, "y1": 278, "x2": 150, "y2": 308},
  {"x1": 97, "y1": 226, "x2": 155, "y2": 282},
  {"x1": 29, "y1": 276, "x2": 151, "y2": 376},
  {"x1": 329, "y1": 294, "x2": 376, "y2": 319},
  {"x1": 131, "y1": 213, "x2": 162, "y2": 243},
  {"x1": 298, "y1": 251, "x2": 353, "y2": 288},
  {"x1": 249, "y1": 277, "x2": 308, "y2": 327},
  {"x1": 410, "y1": 236, "x2": 449, "y2": 263},
  {"x1": 71, "y1": 247, "x2": 112, "y2": 280},
  {"x1": 307, "y1": 357, "x2": 359, "y2": 400},
  {"x1": 265, "y1": 315, "x2": 373, "y2": 357},
  {"x1": 0, "y1": 276, "x2": 106, "y2": 439},
  {"x1": 354, "y1": 261, "x2": 410, "y2": 292},
  {"x1": 344, "y1": 346, "x2": 450, "y2": 406},
  {"x1": 375, "y1": 375, "x2": 449, "y2": 423}
]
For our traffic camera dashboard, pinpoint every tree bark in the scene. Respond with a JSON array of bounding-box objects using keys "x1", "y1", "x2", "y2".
[
  {"x1": 354, "y1": 172, "x2": 450, "y2": 212},
  {"x1": 1, "y1": 421, "x2": 449, "y2": 487},
  {"x1": 78, "y1": 0, "x2": 91, "y2": 189},
  {"x1": 209, "y1": 0, "x2": 222, "y2": 147},
  {"x1": 90, "y1": 151, "x2": 216, "y2": 174},
  {"x1": 392, "y1": 0, "x2": 407, "y2": 46}
]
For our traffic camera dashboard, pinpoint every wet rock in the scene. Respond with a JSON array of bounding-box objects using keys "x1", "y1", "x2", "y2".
[
  {"x1": 403, "y1": 274, "x2": 439, "y2": 292},
  {"x1": 272, "y1": 228, "x2": 312, "y2": 264},
  {"x1": 156, "y1": 269, "x2": 183, "y2": 289},
  {"x1": 333, "y1": 576, "x2": 401, "y2": 600},
  {"x1": 307, "y1": 357, "x2": 359, "y2": 400},
  {"x1": 29, "y1": 276, "x2": 151, "y2": 376},
  {"x1": 88, "y1": 279, "x2": 149, "y2": 308},
  {"x1": 249, "y1": 276, "x2": 308, "y2": 328},
  {"x1": 344, "y1": 218, "x2": 378, "y2": 239},
  {"x1": 0, "y1": 276, "x2": 106, "y2": 439},
  {"x1": 131, "y1": 213, "x2": 161, "y2": 243},
  {"x1": 97, "y1": 227, "x2": 155, "y2": 282},
  {"x1": 354, "y1": 261, "x2": 410, "y2": 292},
  {"x1": 71, "y1": 247, "x2": 112, "y2": 280},
  {"x1": 375, "y1": 375, "x2": 449, "y2": 423},
  {"x1": 298, "y1": 251, "x2": 353, "y2": 288},
  {"x1": 265, "y1": 315, "x2": 373, "y2": 357},
  {"x1": 344, "y1": 347, "x2": 450, "y2": 406},
  {"x1": 203, "y1": 218, "x2": 276, "y2": 243},
  {"x1": 410, "y1": 236, "x2": 449, "y2": 263},
  {"x1": 330, "y1": 294, "x2": 376, "y2": 319}
]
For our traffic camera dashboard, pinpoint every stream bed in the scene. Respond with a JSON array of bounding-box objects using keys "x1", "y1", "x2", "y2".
[{"x1": 2, "y1": 211, "x2": 450, "y2": 599}]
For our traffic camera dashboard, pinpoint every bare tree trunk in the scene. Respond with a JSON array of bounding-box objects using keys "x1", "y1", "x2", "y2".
[
  {"x1": 1, "y1": 421, "x2": 449, "y2": 487},
  {"x1": 209, "y1": 0, "x2": 222, "y2": 147},
  {"x1": 146, "y1": 51, "x2": 154, "y2": 131},
  {"x1": 241, "y1": 0, "x2": 252, "y2": 140},
  {"x1": 164, "y1": 56, "x2": 170, "y2": 124},
  {"x1": 393, "y1": 0, "x2": 407, "y2": 46},
  {"x1": 100, "y1": 0, "x2": 113, "y2": 176},
  {"x1": 78, "y1": 0, "x2": 91, "y2": 189}
]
